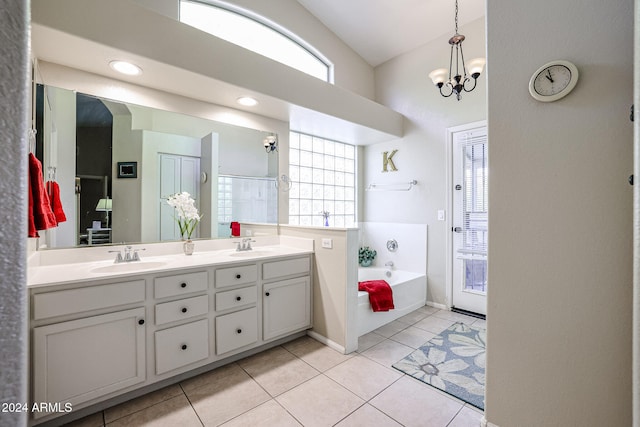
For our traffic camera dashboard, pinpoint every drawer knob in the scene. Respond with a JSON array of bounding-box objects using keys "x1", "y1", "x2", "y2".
[
  {"x1": 181, "y1": 344, "x2": 188, "y2": 350},
  {"x1": 138, "y1": 319, "x2": 145, "y2": 325},
  {"x1": 181, "y1": 307, "x2": 188, "y2": 313},
  {"x1": 265, "y1": 292, "x2": 270, "y2": 296},
  {"x1": 235, "y1": 274, "x2": 241, "y2": 279},
  {"x1": 236, "y1": 328, "x2": 242, "y2": 334},
  {"x1": 236, "y1": 296, "x2": 242, "y2": 301},
  {"x1": 180, "y1": 282, "x2": 187, "y2": 288}
]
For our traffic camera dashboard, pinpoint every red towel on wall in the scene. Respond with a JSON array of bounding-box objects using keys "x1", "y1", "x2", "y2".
[
  {"x1": 358, "y1": 280, "x2": 395, "y2": 312},
  {"x1": 28, "y1": 153, "x2": 57, "y2": 237},
  {"x1": 47, "y1": 181, "x2": 67, "y2": 223}
]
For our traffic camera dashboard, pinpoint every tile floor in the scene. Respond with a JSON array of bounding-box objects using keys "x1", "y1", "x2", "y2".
[{"x1": 64, "y1": 306, "x2": 486, "y2": 427}]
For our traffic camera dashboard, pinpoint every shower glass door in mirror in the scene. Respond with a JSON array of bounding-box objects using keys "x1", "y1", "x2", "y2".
[{"x1": 451, "y1": 123, "x2": 488, "y2": 316}]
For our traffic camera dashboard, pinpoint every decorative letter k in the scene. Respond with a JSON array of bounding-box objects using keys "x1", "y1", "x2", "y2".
[{"x1": 382, "y1": 149, "x2": 398, "y2": 172}]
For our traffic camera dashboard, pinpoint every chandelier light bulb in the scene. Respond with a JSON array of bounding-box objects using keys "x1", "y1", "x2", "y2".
[
  {"x1": 428, "y1": 68, "x2": 448, "y2": 87},
  {"x1": 468, "y1": 58, "x2": 486, "y2": 77}
]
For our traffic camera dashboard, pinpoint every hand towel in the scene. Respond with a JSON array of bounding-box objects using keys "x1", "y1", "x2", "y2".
[
  {"x1": 28, "y1": 174, "x2": 37, "y2": 237},
  {"x1": 358, "y1": 280, "x2": 395, "y2": 312},
  {"x1": 47, "y1": 181, "x2": 67, "y2": 223},
  {"x1": 28, "y1": 153, "x2": 57, "y2": 236}
]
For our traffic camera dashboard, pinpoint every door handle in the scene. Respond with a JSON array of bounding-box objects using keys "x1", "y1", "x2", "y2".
[{"x1": 453, "y1": 227, "x2": 462, "y2": 233}]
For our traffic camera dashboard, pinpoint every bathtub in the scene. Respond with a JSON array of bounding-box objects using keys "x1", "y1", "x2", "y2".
[{"x1": 357, "y1": 268, "x2": 427, "y2": 337}]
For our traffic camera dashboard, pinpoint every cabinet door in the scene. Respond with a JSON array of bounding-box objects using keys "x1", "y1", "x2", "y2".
[
  {"x1": 263, "y1": 277, "x2": 311, "y2": 341},
  {"x1": 32, "y1": 308, "x2": 146, "y2": 418}
]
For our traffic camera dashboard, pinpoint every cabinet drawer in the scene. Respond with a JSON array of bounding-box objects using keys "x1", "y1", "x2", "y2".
[
  {"x1": 215, "y1": 264, "x2": 257, "y2": 288},
  {"x1": 154, "y1": 271, "x2": 208, "y2": 299},
  {"x1": 155, "y1": 319, "x2": 209, "y2": 375},
  {"x1": 262, "y1": 257, "x2": 310, "y2": 281},
  {"x1": 215, "y1": 286, "x2": 257, "y2": 312},
  {"x1": 32, "y1": 280, "x2": 145, "y2": 320},
  {"x1": 155, "y1": 295, "x2": 209, "y2": 326},
  {"x1": 215, "y1": 307, "x2": 258, "y2": 355}
]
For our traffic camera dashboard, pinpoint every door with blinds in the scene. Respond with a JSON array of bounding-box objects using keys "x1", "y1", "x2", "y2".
[{"x1": 451, "y1": 123, "x2": 488, "y2": 315}]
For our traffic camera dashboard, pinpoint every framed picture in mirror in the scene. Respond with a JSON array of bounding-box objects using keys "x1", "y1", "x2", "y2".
[{"x1": 117, "y1": 161, "x2": 137, "y2": 178}]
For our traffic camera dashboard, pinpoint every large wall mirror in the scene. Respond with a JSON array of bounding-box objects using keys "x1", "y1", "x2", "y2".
[{"x1": 36, "y1": 84, "x2": 279, "y2": 249}]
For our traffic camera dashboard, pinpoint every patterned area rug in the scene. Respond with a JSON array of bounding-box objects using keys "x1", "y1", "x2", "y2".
[{"x1": 392, "y1": 322, "x2": 486, "y2": 410}]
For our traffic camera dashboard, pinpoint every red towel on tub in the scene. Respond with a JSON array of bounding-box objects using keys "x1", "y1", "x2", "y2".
[{"x1": 358, "y1": 280, "x2": 394, "y2": 312}]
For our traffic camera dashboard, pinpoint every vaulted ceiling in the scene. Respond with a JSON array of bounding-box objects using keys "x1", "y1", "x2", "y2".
[{"x1": 296, "y1": 0, "x2": 485, "y2": 67}]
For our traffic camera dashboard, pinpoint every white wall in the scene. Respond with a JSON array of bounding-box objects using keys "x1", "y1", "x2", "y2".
[
  {"x1": 369, "y1": 17, "x2": 487, "y2": 306},
  {"x1": 359, "y1": 222, "x2": 427, "y2": 274},
  {"x1": 485, "y1": 0, "x2": 633, "y2": 425}
]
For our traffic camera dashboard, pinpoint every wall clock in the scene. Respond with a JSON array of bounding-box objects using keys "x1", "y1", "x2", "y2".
[{"x1": 528, "y1": 60, "x2": 579, "y2": 102}]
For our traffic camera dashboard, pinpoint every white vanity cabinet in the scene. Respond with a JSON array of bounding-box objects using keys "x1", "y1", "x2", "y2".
[
  {"x1": 262, "y1": 257, "x2": 312, "y2": 341},
  {"x1": 29, "y1": 251, "x2": 313, "y2": 425},
  {"x1": 31, "y1": 280, "x2": 146, "y2": 419}
]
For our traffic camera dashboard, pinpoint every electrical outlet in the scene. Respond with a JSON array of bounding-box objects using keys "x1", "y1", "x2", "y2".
[{"x1": 321, "y1": 238, "x2": 333, "y2": 249}]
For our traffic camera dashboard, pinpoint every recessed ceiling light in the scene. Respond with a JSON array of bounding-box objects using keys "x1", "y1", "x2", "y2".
[
  {"x1": 109, "y1": 60, "x2": 143, "y2": 76},
  {"x1": 237, "y1": 96, "x2": 258, "y2": 107}
]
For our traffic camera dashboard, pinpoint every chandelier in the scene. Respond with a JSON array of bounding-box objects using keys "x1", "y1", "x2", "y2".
[{"x1": 428, "y1": 0, "x2": 485, "y2": 101}]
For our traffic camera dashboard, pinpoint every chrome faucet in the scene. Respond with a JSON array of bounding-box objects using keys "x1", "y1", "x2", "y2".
[
  {"x1": 384, "y1": 261, "x2": 395, "y2": 268},
  {"x1": 235, "y1": 237, "x2": 256, "y2": 252},
  {"x1": 109, "y1": 246, "x2": 145, "y2": 263}
]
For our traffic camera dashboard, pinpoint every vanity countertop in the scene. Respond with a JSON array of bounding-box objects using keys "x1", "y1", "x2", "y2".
[{"x1": 28, "y1": 244, "x2": 313, "y2": 288}]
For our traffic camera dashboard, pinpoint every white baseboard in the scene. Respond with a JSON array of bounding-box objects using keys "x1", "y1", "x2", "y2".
[
  {"x1": 481, "y1": 417, "x2": 499, "y2": 427},
  {"x1": 427, "y1": 301, "x2": 448, "y2": 310},
  {"x1": 306, "y1": 330, "x2": 346, "y2": 354}
]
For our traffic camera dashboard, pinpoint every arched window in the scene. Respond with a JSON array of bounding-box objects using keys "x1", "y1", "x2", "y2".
[{"x1": 180, "y1": 1, "x2": 332, "y2": 82}]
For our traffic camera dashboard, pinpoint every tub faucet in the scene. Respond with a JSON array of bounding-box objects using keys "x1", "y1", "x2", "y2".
[{"x1": 385, "y1": 261, "x2": 394, "y2": 268}]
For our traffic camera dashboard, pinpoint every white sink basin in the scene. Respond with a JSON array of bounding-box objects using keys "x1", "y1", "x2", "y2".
[
  {"x1": 91, "y1": 261, "x2": 168, "y2": 274},
  {"x1": 228, "y1": 249, "x2": 274, "y2": 258}
]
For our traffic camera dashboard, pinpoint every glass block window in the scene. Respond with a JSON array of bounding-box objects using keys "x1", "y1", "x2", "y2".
[{"x1": 288, "y1": 132, "x2": 356, "y2": 227}]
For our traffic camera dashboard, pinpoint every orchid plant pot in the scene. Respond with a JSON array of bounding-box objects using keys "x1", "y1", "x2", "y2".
[{"x1": 183, "y1": 239, "x2": 195, "y2": 256}]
